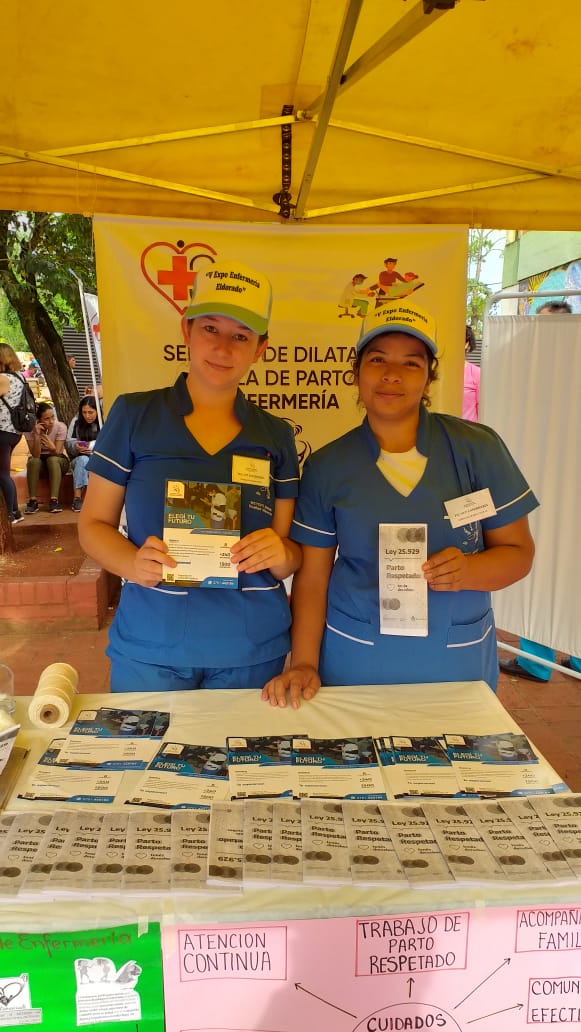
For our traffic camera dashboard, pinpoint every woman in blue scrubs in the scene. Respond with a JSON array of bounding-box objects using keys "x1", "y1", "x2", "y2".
[
  {"x1": 263, "y1": 302, "x2": 538, "y2": 708},
  {"x1": 79, "y1": 262, "x2": 301, "y2": 692}
]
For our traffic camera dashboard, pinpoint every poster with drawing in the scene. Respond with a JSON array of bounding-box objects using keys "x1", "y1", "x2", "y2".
[
  {"x1": 162, "y1": 904, "x2": 581, "y2": 1031},
  {"x1": 0, "y1": 922, "x2": 163, "y2": 1030}
]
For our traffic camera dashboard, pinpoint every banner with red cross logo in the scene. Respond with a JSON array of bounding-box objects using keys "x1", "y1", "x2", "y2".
[{"x1": 93, "y1": 217, "x2": 466, "y2": 456}]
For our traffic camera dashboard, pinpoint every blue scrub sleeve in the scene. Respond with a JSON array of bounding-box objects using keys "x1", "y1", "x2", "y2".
[
  {"x1": 456, "y1": 421, "x2": 539, "y2": 531},
  {"x1": 88, "y1": 395, "x2": 133, "y2": 488},
  {"x1": 290, "y1": 454, "x2": 337, "y2": 548}
]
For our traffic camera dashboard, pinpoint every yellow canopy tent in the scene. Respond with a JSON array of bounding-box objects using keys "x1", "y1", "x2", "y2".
[{"x1": 1, "y1": 0, "x2": 579, "y2": 229}]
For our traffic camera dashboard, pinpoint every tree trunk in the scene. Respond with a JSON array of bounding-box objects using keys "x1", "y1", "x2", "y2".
[
  {"x1": 0, "y1": 499, "x2": 14, "y2": 556},
  {"x1": 0, "y1": 214, "x2": 79, "y2": 427}
]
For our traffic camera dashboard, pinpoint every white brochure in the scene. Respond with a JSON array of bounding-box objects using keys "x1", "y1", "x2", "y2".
[
  {"x1": 18, "y1": 739, "x2": 123, "y2": 804},
  {"x1": 301, "y1": 799, "x2": 351, "y2": 884},
  {"x1": 499, "y1": 796, "x2": 576, "y2": 880},
  {"x1": 464, "y1": 800, "x2": 554, "y2": 882},
  {"x1": 270, "y1": 801, "x2": 303, "y2": 885},
  {"x1": 444, "y1": 732, "x2": 562, "y2": 797},
  {"x1": 378, "y1": 523, "x2": 427, "y2": 636},
  {"x1": 529, "y1": 794, "x2": 581, "y2": 878},
  {"x1": 242, "y1": 799, "x2": 275, "y2": 885},
  {"x1": 421, "y1": 801, "x2": 505, "y2": 883},
  {"x1": 207, "y1": 801, "x2": 244, "y2": 887},
  {"x1": 379, "y1": 802, "x2": 454, "y2": 885},
  {"x1": 342, "y1": 801, "x2": 406, "y2": 885},
  {"x1": 376, "y1": 735, "x2": 461, "y2": 799},
  {"x1": 126, "y1": 741, "x2": 229, "y2": 809},
  {"x1": 123, "y1": 811, "x2": 173, "y2": 894},
  {"x1": 294, "y1": 736, "x2": 386, "y2": 800}
]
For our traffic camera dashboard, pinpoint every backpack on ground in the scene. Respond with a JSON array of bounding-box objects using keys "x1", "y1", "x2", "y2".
[{"x1": 0, "y1": 372, "x2": 37, "y2": 433}]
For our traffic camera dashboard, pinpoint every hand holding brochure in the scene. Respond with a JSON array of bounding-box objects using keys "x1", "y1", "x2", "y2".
[{"x1": 162, "y1": 479, "x2": 241, "y2": 588}]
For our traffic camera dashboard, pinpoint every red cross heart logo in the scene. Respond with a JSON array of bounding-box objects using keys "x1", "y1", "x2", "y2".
[{"x1": 141, "y1": 241, "x2": 218, "y2": 314}]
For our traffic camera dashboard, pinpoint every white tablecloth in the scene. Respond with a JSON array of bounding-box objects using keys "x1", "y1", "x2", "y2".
[{"x1": 2, "y1": 681, "x2": 573, "y2": 932}]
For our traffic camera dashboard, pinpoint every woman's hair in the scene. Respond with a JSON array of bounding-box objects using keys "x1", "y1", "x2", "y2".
[
  {"x1": 0, "y1": 343, "x2": 22, "y2": 373},
  {"x1": 36, "y1": 401, "x2": 54, "y2": 419},
  {"x1": 74, "y1": 395, "x2": 101, "y2": 441},
  {"x1": 352, "y1": 335, "x2": 439, "y2": 408},
  {"x1": 465, "y1": 325, "x2": 476, "y2": 352},
  {"x1": 537, "y1": 300, "x2": 572, "y2": 314}
]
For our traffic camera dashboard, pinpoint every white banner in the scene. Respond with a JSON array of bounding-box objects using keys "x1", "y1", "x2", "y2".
[
  {"x1": 83, "y1": 292, "x2": 102, "y2": 373},
  {"x1": 93, "y1": 217, "x2": 467, "y2": 455},
  {"x1": 482, "y1": 315, "x2": 581, "y2": 658}
]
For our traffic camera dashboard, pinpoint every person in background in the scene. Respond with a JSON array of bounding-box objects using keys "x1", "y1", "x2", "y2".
[
  {"x1": 24, "y1": 402, "x2": 69, "y2": 514},
  {"x1": 79, "y1": 261, "x2": 301, "y2": 693},
  {"x1": 0, "y1": 343, "x2": 26, "y2": 524},
  {"x1": 463, "y1": 325, "x2": 480, "y2": 421},
  {"x1": 66, "y1": 395, "x2": 101, "y2": 513},
  {"x1": 263, "y1": 302, "x2": 537, "y2": 709},
  {"x1": 499, "y1": 299, "x2": 580, "y2": 681}
]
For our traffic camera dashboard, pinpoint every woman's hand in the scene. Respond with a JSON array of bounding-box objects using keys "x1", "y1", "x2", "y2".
[
  {"x1": 422, "y1": 547, "x2": 470, "y2": 592},
  {"x1": 130, "y1": 535, "x2": 177, "y2": 588},
  {"x1": 230, "y1": 527, "x2": 287, "y2": 575},
  {"x1": 261, "y1": 664, "x2": 321, "y2": 709},
  {"x1": 423, "y1": 519, "x2": 535, "y2": 594}
]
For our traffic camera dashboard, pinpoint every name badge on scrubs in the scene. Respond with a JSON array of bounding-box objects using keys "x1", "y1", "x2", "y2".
[
  {"x1": 231, "y1": 454, "x2": 271, "y2": 487},
  {"x1": 379, "y1": 524, "x2": 428, "y2": 637},
  {"x1": 444, "y1": 488, "x2": 497, "y2": 529}
]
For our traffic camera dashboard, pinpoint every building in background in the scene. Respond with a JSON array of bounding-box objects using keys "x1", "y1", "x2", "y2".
[{"x1": 501, "y1": 232, "x2": 581, "y2": 314}]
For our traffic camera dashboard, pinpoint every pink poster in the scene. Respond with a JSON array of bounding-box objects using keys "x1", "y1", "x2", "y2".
[{"x1": 162, "y1": 905, "x2": 581, "y2": 1031}]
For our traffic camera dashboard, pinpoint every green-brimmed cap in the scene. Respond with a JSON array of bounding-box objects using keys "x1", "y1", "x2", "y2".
[
  {"x1": 184, "y1": 261, "x2": 272, "y2": 335},
  {"x1": 357, "y1": 302, "x2": 438, "y2": 357}
]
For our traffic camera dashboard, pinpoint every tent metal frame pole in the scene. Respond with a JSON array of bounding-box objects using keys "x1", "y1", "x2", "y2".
[
  {"x1": 484, "y1": 285, "x2": 581, "y2": 680},
  {"x1": 292, "y1": 0, "x2": 364, "y2": 221},
  {"x1": 0, "y1": 116, "x2": 296, "y2": 167},
  {"x1": 327, "y1": 120, "x2": 581, "y2": 184},
  {"x1": 304, "y1": 1, "x2": 449, "y2": 117}
]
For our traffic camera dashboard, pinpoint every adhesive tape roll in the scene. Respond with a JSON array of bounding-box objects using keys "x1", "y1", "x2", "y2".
[{"x1": 28, "y1": 665, "x2": 78, "y2": 728}]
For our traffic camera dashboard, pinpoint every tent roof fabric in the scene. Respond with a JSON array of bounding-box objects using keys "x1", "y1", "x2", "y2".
[{"x1": 1, "y1": 0, "x2": 580, "y2": 229}]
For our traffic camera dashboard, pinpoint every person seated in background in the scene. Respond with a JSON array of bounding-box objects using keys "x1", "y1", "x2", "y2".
[
  {"x1": 499, "y1": 300, "x2": 579, "y2": 682},
  {"x1": 0, "y1": 342, "x2": 26, "y2": 524},
  {"x1": 66, "y1": 395, "x2": 101, "y2": 513},
  {"x1": 463, "y1": 325, "x2": 480, "y2": 421},
  {"x1": 24, "y1": 402, "x2": 69, "y2": 514}
]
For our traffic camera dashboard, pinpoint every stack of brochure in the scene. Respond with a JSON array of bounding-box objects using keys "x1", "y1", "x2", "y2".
[
  {"x1": 2, "y1": 793, "x2": 580, "y2": 900},
  {"x1": 16, "y1": 724, "x2": 565, "y2": 809},
  {"x1": 17, "y1": 707, "x2": 170, "y2": 805}
]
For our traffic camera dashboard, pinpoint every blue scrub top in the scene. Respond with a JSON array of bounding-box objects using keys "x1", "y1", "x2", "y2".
[
  {"x1": 290, "y1": 409, "x2": 539, "y2": 690},
  {"x1": 88, "y1": 374, "x2": 299, "y2": 668}
]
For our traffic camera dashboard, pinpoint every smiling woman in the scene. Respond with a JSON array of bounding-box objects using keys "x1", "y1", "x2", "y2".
[
  {"x1": 78, "y1": 261, "x2": 302, "y2": 694},
  {"x1": 263, "y1": 301, "x2": 539, "y2": 708}
]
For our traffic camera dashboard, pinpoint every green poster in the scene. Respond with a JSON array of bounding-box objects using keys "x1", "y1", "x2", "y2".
[{"x1": 0, "y1": 922, "x2": 163, "y2": 1030}]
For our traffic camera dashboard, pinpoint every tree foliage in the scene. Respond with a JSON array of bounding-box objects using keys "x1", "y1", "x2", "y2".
[
  {"x1": 466, "y1": 228, "x2": 501, "y2": 338},
  {"x1": 0, "y1": 210, "x2": 96, "y2": 426}
]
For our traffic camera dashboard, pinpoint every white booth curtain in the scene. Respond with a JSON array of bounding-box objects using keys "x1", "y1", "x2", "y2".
[{"x1": 480, "y1": 315, "x2": 581, "y2": 658}]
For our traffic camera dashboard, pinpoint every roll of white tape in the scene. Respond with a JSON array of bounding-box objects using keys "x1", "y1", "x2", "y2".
[{"x1": 28, "y1": 665, "x2": 78, "y2": 728}]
